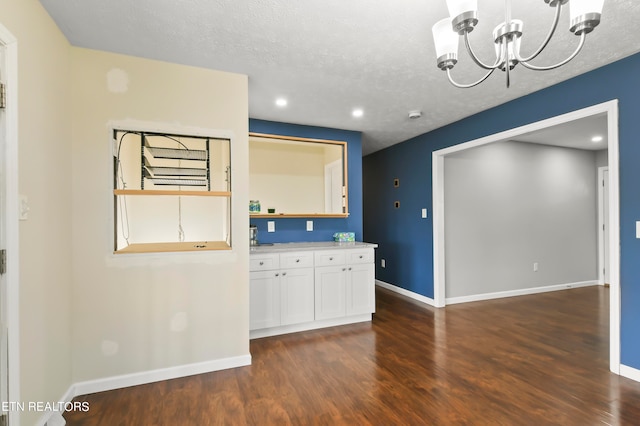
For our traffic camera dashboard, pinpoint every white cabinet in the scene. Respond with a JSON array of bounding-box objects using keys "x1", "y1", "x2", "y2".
[
  {"x1": 249, "y1": 270, "x2": 280, "y2": 330},
  {"x1": 315, "y1": 249, "x2": 375, "y2": 320},
  {"x1": 314, "y1": 265, "x2": 347, "y2": 320},
  {"x1": 346, "y1": 263, "x2": 375, "y2": 315},
  {"x1": 250, "y1": 251, "x2": 314, "y2": 331},
  {"x1": 250, "y1": 244, "x2": 376, "y2": 338},
  {"x1": 280, "y1": 267, "x2": 315, "y2": 325}
]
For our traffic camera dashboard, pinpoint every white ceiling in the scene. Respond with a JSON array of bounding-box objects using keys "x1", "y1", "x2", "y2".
[
  {"x1": 38, "y1": 0, "x2": 640, "y2": 155},
  {"x1": 513, "y1": 113, "x2": 608, "y2": 151}
]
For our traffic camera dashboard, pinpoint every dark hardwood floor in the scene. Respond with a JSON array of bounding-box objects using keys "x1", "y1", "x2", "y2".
[{"x1": 65, "y1": 286, "x2": 640, "y2": 425}]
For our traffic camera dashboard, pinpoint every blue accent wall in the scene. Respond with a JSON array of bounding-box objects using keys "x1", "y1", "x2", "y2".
[
  {"x1": 249, "y1": 119, "x2": 363, "y2": 243},
  {"x1": 363, "y1": 52, "x2": 640, "y2": 370}
]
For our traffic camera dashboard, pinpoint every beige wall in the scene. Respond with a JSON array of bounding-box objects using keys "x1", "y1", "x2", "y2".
[
  {"x1": 0, "y1": 1, "x2": 73, "y2": 425},
  {"x1": 0, "y1": 3, "x2": 249, "y2": 423},
  {"x1": 70, "y1": 48, "x2": 249, "y2": 382}
]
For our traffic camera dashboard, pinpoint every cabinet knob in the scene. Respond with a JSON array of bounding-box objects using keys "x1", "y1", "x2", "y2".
[
  {"x1": 359, "y1": 255, "x2": 363, "y2": 259},
  {"x1": 342, "y1": 268, "x2": 346, "y2": 271},
  {"x1": 259, "y1": 261, "x2": 264, "y2": 266},
  {"x1": 296, "y1": 259, "x2": 300, "y2": 263},
  {"x1": 282, "y1": 272, "x2": 287, "y2": 276},
  {"x1": 348, "y1": 267, "x2": 352, "y2": 271},
  {"x1": 329, "y1": 257, "x2": 334, "y2": 261},
  {"x1": 275, "y1": 273, "x2": 279, "y2": 277}
]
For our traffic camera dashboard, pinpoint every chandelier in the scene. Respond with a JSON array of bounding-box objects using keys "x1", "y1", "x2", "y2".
[{"x1": 432, "y1": 0, "x2": 605, "y2": 88}]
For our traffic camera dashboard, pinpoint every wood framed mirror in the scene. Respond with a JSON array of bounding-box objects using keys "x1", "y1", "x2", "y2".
[{"x1": 249, "y1": 133, "x2": 348, "y2": 218}]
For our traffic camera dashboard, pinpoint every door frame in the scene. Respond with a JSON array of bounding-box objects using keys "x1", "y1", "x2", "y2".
[
  {"x1": 0, "y1": 23, "x2": 20, "y2": 425},
  {"x1": 432, "y1": 100, "x2": 621, "y2": 375}
]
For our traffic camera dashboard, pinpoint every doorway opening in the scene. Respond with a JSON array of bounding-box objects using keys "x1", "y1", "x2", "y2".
[{"x1": 432, "y1": 100, "x2": 621, "y2": 374}]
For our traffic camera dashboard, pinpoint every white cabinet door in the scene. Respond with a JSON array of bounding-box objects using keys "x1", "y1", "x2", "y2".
[
  {"x1": 314, "y1": 265, "x2": 347, "y2": 320},
  {"x1": 346, "y1": 263, "x2": 375, "y2": 315},
  {"x1": 280, "y1": 268, "x2": 315, "y2": 326},
  {"x1": 249, "y1": 270, "x2": 280, "y2": 330}
]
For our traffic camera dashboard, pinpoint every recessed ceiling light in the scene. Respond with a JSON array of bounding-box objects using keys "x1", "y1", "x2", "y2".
[
  {"x1": 275, "y1": 98, "x2": 287, "y2": 107},
  {"x1": 352, "y1": 108, "x2": 364, "y2": 118},
  {"x1": 591, "y1": 135, "x2": 604, "y2": 143}
]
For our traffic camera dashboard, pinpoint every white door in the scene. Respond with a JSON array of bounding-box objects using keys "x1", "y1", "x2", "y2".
[
  {"x1": 0, "y1": 42, "x2": 8, "y2": 425},
  {"x1": 324, "y1": 160, "x2": 343, "y2": 214},
  {"x1": 598, "y1": 166, "x2": 610, "y2": 286},
  {"x1": 0, "y1": 25, "x2": 16, "y2": 426},
  {"x1": 603, "y1": 169, "x2": 610, "y2": 285}
]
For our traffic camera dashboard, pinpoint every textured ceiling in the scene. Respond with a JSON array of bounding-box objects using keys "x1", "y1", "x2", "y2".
[{"x1": 39, "y1": 0, "x2": 640, "y2": 155}]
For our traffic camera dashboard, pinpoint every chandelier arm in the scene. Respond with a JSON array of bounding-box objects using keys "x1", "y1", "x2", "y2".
[
  {"x1": 514, "y1": 2, "x2": 562, "y2": 64},
  {"x1": 463, "y1": 32, "x2": 503, "y2": 70},
  {"x1": 445, "y1": 68, "x2": 496, "y2": 89},
  {"x1": 519, "y1": 31, "x2": 586, "y2": 71}
]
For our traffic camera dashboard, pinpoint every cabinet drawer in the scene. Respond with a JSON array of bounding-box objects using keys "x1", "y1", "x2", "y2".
[
  {"x1": 250, "y1": 254, "x2": 280, "y2": 271},
  {"x1": 280, "y1": 251, "x2": 314, "y2": 269},
  {"x1": 314, "y1": 250, "x2": 346, "y2": 267},
  {"x1": 347, "y1": 249, "x2": 374, "y2": 264}
]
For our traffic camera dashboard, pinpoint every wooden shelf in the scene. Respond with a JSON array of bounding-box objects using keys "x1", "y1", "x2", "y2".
[
  {"x1": 114, "y1": 189, "x2": 231, "y2": 197},
  {"x1": 249, "y1": 213, "x2": 349, "y2": 219},
  {"x1": 115, "y1": 241, "x2": 231, "y2": 254}
]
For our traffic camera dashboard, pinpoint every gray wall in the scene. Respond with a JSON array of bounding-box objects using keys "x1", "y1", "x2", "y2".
[
  {"x1": 444, "y1": 141, "x2": 598, "y2": 299},
  {"x1": 596, "y1": 149, "x2": 609, "y2": 168}
]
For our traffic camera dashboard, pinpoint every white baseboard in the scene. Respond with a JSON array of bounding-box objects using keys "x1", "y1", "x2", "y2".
[
  {"x1": 73, "y1": 354, "x2": 251, "y2": 396},
  {"x1": 376, "y1": 279, "x2": 599, "y2": 308},
  {"x1": 620, "y1": 364, "x2": 640, "y2": 383},
  {"x1": 37, "y1": 354, "x2": 251, "y2": 426},
  {"x1": 445, "y1": 280, "x2": 599, "y2": 305},
  {"x1": 375, "y1": 280, "x2": 436, "y2": 307},
  {"x1": 35, "y1": 385, "x2": 76, "y2": 426},
  {"x1": 40, "y1": 411, "x2": 66, "y2": 426},
  {"x1": 250, "y1": 314, "x2": 372, "y2": 339}
]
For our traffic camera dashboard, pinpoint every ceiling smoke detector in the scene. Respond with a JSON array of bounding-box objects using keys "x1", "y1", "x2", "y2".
[{"x1": 408, "y1": 110, "x2": 422, "y2": 119}]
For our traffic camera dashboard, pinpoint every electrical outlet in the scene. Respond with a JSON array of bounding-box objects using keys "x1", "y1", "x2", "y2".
[
  {"x1": 381, "y1": 259, "x2": 386, "y2": 268},
  {"x1": 637, "y1": 221, "x2": 640, "y2": 238},
  {"x1": 422, "y1": 208, "x2": 427, "y2": 219},
  {"x1": 306, "y1": 220, "x2": 313, "y2": 231},
  {"x1": 533, "y1": 262, "x2": 539, "y2": 272},
  {"x1": 267, "y1": 221, "x2": 275, "y2": 233}
]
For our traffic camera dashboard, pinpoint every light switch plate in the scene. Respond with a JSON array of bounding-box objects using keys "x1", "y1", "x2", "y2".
[
  {"x1": 422, "y1": 208, "x2": 427, "y2": 219},
  {"x1": 267, "y1": 221, "x2": 275, "y2": 233},
  {"x1": 636, "y1": 221, "x2": 640, "y2": 238},
  {"x1": 306, "y1": 220, "x2": 313, "y2": 231}
]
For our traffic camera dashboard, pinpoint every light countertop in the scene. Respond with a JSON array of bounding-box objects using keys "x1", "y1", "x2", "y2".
[{"x1": 250, "y1": 241, "x2": 378, "y2": 254}]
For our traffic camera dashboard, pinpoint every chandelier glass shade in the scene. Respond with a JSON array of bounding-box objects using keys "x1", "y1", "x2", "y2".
[{"x1": 432, "y1": 0, "x2": 605, "y2": 88}]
